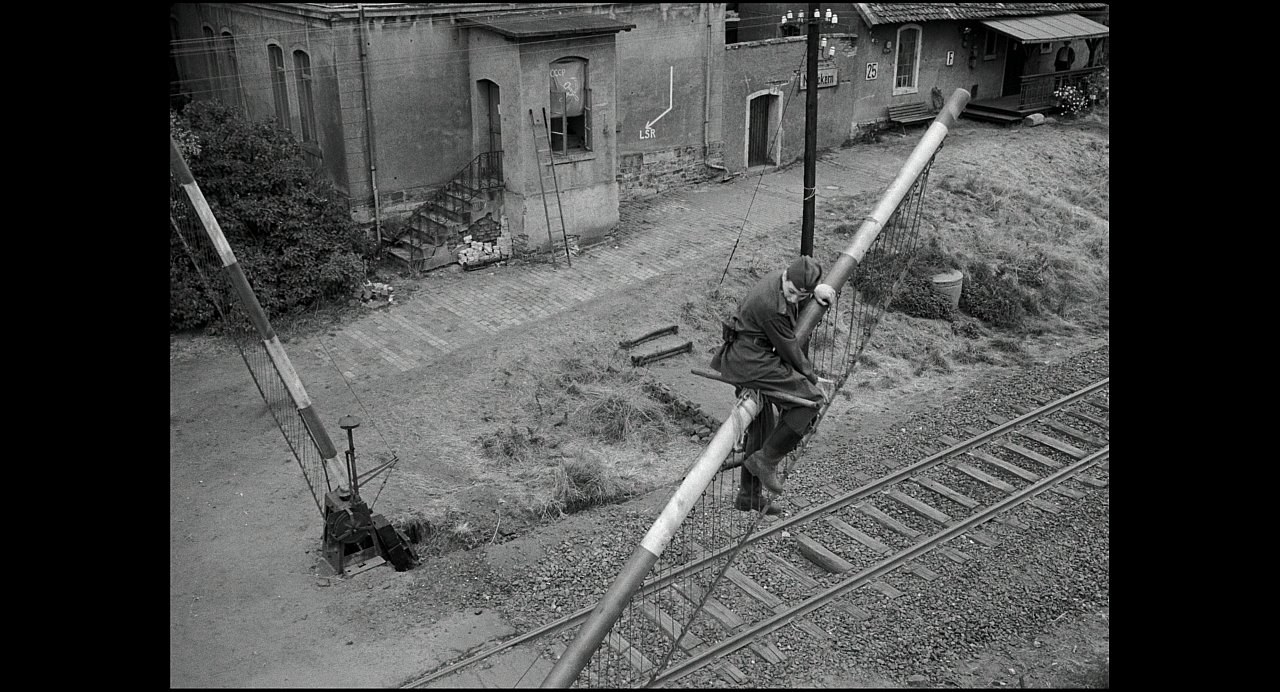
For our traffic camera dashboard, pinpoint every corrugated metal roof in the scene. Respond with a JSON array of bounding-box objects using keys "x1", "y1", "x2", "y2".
[
  {"x1": 459, "y1": 12, "x2": 635, "y2": 38},
  {"x1": 980, "y1": 13, "x2": 1108, "y2": 42},
  {"x1": 855, "y1": 3, "x2": 1109, "y2": 27}
]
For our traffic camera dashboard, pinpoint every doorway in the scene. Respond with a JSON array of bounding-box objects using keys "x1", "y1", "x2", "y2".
[
  {"x1": 476, "y1": 80, "x2": 502, "y2": 154},
  {"x1": 1002, "y1": 41, "x2": 1028, "y2": 97},
  {"x1": 747, "y1": 92, "x2": 779, "y2": 167}
]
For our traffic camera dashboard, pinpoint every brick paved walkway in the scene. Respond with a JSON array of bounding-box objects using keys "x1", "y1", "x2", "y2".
[{"x1": 301, "y1": 146, "x2": 907, "y2": 383}]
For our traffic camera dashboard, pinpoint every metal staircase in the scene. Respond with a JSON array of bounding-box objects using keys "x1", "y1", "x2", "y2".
[{"x1": 386, "y1": 151, "x2": 504, "y2": 274}]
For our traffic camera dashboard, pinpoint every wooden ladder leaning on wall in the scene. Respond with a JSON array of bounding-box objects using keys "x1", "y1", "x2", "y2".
[{"x1": 528, "y1": 108, "x2": 572, "y2": 267}]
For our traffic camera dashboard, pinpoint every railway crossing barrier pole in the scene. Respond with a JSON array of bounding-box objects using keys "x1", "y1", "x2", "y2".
[
  {"x1": 171, "y1": 137, "x2": 348, "y2": 494},
  {"x1": 540, "y1": 89, "x2": 972, "y2": 688},
  {"x1": 795, "y1": 88, "x2": 970, "y2": 339},
  {"x1": 540, "y1": 396, "x2": 762, "y2": 687}
]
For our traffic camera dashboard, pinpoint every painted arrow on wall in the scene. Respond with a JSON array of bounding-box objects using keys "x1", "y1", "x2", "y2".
[{"x1": 645, "y1": 66, "x2": 674, "y2": 130}]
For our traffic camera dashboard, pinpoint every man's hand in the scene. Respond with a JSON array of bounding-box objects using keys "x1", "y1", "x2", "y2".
[{"x1": 814, "y1": 283, "x2": 837, "y2": 306}]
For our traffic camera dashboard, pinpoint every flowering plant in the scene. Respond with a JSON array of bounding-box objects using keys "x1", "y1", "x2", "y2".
[
  {"x1": 1053, "y1": 84, "x2": 1091, "y2": 117},
  {"x1": 1054, "y1": 66, "x2": 1109, "y2": 117}
]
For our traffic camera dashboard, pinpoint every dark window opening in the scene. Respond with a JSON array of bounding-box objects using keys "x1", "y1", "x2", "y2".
[
  {"x1": 220, "y1": 31, "x2": 242, "y2": 109},
  {"x1": 268, "y1": 44, "x2": 290, "y2": 127},
  {"x1": 549, "y1": 58, "x2": 591, "y2": 154},
  {"x1": 293, "y1": 50, "x2": 316, "y2": 143},
  {"x1": 170, "y1": 18, "x2": 190, "y2": 111},
  {"x1": 984, "y1": 30, "x2": 999, "y2": 59},
  {"x1": 202, "y1": 26, "x2": 220, "y2": 98}
]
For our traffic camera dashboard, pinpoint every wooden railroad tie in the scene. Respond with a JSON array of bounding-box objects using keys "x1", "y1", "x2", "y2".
[
  {"x1": 618, "y1": 324, "x2": 678, "y2": 349},
  {"x1": 631, "y1": 341, "x2": 692, "y2": 366}
]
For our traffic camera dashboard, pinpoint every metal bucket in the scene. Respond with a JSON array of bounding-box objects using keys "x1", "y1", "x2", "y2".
[{"x1": 930, "y1": 270, "x2": 963, "y2": 309}]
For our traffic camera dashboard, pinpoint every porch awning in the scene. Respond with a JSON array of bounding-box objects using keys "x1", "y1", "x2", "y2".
[
  {"x1": 979, "y1": 13, "x2": 1109, "y2": 43},
  {"x1": 460, "y1": 13, "x2": 635, "y2": 39}
]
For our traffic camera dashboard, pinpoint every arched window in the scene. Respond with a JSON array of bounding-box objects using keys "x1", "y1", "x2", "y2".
[
  {"x1": 893, "y1": 24, "x2": 921, "y2": 95},
  {"x1": 268, "y1": 44, "x2": 290, "y2": 127},
  {"x1": 293, "y1": 50, "x2": 317, "y2": 143},
  {"x1": 549, "y1": 57, "x2": 591, "y2": 154},
  {"x1": 202, "y1": 26, "x2": 220, "y2": 99},
  {"x1": 170, "y1": 18, "x2": 188, "y2": 110},
  {"x1": 220, "y1": 31, "x2": 243, "y2": 109}
]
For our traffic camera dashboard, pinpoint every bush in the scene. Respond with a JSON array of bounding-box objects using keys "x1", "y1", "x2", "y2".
[
  {"x1": 1055, "y1": 67, "x2": 1109, "y2": 117},
  {"x1": 169, "y1": 101, "x2": 371, "y2": 332},
  {"x1": 853, "y1": 244, "x2": 960, "y2": 322},
  {"x1": 889, "y1": 274, "x2": 956, "y2": 321},
  {"x1": 959, "y1": 262, "x2": 1028, "y2": 329}
]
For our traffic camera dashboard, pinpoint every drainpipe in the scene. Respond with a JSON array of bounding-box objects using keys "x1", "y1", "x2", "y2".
[
  {"x1": 704, "y1": 4, "x2": 730, "y2": 179},
  {"x1": 357, "y1": 4, "x2": 383, "y2": 256}
]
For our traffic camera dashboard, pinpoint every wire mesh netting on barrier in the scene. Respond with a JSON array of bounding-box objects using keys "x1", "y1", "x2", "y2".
[
  {"x1": 170, "y1": 145, "x2": 333, "y2": 518},
  {"x1": 556, "y1": 147, "x2": 939, "y2": 688}
]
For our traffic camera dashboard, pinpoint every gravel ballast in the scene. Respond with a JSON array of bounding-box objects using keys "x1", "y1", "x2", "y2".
[{"x1": 447, "y1": 343, "x2": 1110, "y2": 688}]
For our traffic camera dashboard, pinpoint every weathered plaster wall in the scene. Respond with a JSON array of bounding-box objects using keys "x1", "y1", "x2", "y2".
[
  {"x1": 721, "y1": 34, "x2": 859, "y2": 173},
  {"x1": 846, "y1": 19, "x2": 1004, "y2": 127},
  {"x1": 612, "y1": 3, "x2": 725, "y2": 200},
  {"x1": 359, "y1": 14, "x2": 473, "y2": 212},
  {"x1": 513, "y1": 33, "x2": 620, "y2": 251}
]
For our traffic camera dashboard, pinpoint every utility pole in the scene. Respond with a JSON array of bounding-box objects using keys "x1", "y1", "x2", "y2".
[
  {"x1": 783, "y1": 6, "x2": 839, "y2": 257},
  {"x1": 802, "y1": 3, "x2": 820, "y2": 257}
]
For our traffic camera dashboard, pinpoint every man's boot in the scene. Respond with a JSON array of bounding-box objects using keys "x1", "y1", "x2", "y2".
[
  {"x1": 735, "y1": 467, "x2": 783, "y2": 515},
  {"x1": 742, "y1": 424, "x2": 804, "y2": 494}
]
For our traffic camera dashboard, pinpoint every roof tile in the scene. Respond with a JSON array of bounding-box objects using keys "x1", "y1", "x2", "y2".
[{"x1": 858, "y1": 3, "x2": 1109, "y2": 26}]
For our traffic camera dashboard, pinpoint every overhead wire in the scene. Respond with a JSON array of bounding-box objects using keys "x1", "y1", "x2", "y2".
[{"x1": 717, "y1": 39, "x2": 809, "y2": 284}]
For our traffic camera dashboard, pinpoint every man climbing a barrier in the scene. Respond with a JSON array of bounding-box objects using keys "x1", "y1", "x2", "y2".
[{"x1": 711, "y1": 256, "x2": 836, "y2": 509}]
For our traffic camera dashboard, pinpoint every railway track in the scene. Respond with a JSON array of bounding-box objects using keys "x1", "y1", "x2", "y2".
[{"x1": 404, "y1": 378, "x2": 1109, "y2": 688}]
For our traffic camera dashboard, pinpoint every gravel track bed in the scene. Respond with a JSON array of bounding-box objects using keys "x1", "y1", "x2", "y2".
[{"x1": 465, "y1": 345, "x2": 1107, "y2": 687}]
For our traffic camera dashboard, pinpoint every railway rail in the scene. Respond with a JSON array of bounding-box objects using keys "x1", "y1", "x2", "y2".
[{"x1": 404, "y1": 377, "x2": 1109, "y2": 688}]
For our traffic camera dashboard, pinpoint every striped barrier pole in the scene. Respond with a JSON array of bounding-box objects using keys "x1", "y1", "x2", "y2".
[
  {"x1": 540, "y1": 88, "x2": 972, "y2": 688},
  {"x1": 170, "y1": 138, "x2": 348, "y2": 493},
  {"x1": 540, "y1": 395, "x2": 761, "y2": 687}
]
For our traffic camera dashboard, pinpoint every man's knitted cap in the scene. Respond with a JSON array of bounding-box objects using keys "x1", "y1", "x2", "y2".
[{"x1": 786, "y1": 256, "x2": 823, "y2": 292}]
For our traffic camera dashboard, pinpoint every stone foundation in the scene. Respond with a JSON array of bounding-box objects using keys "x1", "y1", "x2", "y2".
[{"x1": 617, "y1": 142, "x2": 726, "y2": 201}]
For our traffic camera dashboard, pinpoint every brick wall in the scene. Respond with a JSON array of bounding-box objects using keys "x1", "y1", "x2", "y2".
[{"x1": 616, "y1": 141, "x2": 725, "y2": 201}]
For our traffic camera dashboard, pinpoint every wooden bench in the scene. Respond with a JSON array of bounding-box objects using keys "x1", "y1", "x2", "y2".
[{"x1": 886, "y1": 102, "x2": 935, "y2": 134}]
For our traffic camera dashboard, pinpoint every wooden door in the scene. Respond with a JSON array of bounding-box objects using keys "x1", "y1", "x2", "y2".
[{"x1": 748, "y1": 96, "x2": 770, "y2": 166}]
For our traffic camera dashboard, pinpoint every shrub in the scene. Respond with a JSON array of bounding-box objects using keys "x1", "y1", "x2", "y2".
[
  {"x1": 1085, "y1": 66, "x2": 1109, "y2": 106},
  {"x1": 169, "y1": 101, "x2": 370, "y2": 332},
  {"x1": 851, "y1": 249, "x2": 909, "y2": 307},
  {"x1": 853, "y1": 244, "x2": 961, "y2": 322},
  {"x1": 959, "y1": 262, "x2": 1028, "y2": 329},
  {"x1": 889, "y1": 274, "x2": 956, "y2": 321}
]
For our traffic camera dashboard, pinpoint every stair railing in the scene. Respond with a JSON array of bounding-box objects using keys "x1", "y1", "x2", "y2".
[{"x1": 402, "y1": 150, "x2": 504, "y2": 271}]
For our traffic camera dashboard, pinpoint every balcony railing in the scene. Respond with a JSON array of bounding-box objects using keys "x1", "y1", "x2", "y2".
[{"x1": 1018, "y1": 66, "x2": 1102, "y2": 110}]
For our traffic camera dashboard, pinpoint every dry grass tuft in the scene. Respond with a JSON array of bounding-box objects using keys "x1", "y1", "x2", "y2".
[{"x1": 570, "y1": 383, "x2": 673, "y2": 444}]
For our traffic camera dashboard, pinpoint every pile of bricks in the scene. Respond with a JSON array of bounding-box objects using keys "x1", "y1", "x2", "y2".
[{"x1": 456, "y1": 232, "x2": 512, "y2": 268}]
